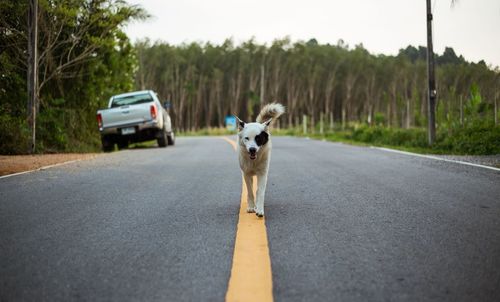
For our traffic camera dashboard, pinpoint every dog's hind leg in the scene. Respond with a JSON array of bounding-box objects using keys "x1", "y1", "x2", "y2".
[
  {"x1": 255, "y1": 173, "x2": 268, "y2": 217},
  {"x1": 243, "y1": 174, "x2": 256, "y2": 213}
]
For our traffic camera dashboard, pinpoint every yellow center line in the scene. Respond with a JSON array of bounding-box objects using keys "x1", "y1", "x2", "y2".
[
  {"x1": 221, "y1": 136, "x2": 274, "y2": 302},
  {"x1": 222, "y1": 137, "x2": 237, "y2": 151}
]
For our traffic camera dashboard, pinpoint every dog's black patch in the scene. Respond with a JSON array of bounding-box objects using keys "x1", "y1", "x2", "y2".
[
  {"x1": 255, "y1": 131, "x2": 269, "y2": 146},
  {"x1": 238, "y1": 120, "x2": 245, "y2": 130}
]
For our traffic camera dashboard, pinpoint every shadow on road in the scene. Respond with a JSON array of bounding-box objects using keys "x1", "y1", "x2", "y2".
[{"x1": 127, "y1": 142, "x2": 160, "y2": 150}]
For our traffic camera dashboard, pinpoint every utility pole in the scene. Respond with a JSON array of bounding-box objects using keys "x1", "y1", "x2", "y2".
[
  {"x1": 27, "y1": 0, "x2": 38, "y2": 153},
  {"x1": 260, "y1": 63, "x2": 265, "y2": 104},
  {"x1": 426, "y1": 0, "x2": 437, "y2": 145}
]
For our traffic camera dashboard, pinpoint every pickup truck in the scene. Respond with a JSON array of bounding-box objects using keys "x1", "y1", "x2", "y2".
[{"x1": 96, "y1": 90, "x2": 174, "y2": 152}]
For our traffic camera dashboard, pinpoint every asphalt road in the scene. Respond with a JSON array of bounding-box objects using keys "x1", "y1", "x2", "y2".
[{"x1": 1, "y1": 136, "x2": 499, "y2": 302}]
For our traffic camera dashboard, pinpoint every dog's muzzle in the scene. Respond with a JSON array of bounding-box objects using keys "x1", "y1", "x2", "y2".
[{"x1": 249, "y1": 147, "x2": 257, "y2": 160}]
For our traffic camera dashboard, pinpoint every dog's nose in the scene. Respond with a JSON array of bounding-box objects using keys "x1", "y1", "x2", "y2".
[{"x1": 249, "y1": 147, "x2": 256, "y2": 154}]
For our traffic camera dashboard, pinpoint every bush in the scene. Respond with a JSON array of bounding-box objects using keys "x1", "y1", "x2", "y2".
[
  {"x1": 323, "y1": 124, "x2": 499, "y2": 155},
  {"x1": 350, "y1": 126, "x2": 428, "y2": 148},
  {"x1": 0, "y1": 112, "x2": 30, "y2": 154},
  {"x1": 37, "y1": 107, "x2": 69, "y2": 152},
  {"x1": 436, "y1": 125, "x2": 500, "y2": 155}
]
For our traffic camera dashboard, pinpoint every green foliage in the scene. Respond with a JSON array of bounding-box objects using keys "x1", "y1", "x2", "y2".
[
  {"x1": 37, "y1": 107, "x2": 68, "y2": 151},
  {"x1": 464, "y1": 84, "x2": 482, "y2": 123},
  {"x1": 302, "y1": 125, "x2": 499, "y2": 155},
  {"x1": 436, "y1": 125, "x2": 500, "y2": 155},
  {"x1": 0, "y1": 0, "x2": 145, "y2": 154},
  {"x1": 181, "y1": 127, "x2": 235, "y2": 136},
  {"x1": 0, "y1": 107, "x2": 30, "y2": 154},
  {"x1": 374, "y1": 113, "x2": 386, "y2": 126},
  {"x1": 349, "y1": 126, "x2": 429, "y2": 148}
]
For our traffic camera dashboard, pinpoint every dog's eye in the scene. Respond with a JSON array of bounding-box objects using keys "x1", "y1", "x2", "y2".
[{"x1": 244, "y1": 137, "x2": 249, "y2": 141}]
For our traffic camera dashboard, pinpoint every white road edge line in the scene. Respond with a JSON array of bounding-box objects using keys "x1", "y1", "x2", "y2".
[
  {"x1": 372, "y1": 147, "x2": 500, "y2": 172},
  {"x1": 0, "y1": 158, "x2": 90, "y2": 180}
]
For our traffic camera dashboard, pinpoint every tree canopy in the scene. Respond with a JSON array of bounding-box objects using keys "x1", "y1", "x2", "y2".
[
  {"x1": 136, "y1": 38, "x2": 499, "y2": 132},
  {"x1": 0, "y1": 0, "x2": 146, "y2": 153}
]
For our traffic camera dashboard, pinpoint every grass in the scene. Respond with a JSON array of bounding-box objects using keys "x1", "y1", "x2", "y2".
[
  {"x1": 13, "y1": 124, "x2": 492, "y2": 156},
  {"x1": 177, "y1": 124, "x2": 500, "y2": 156},
  {"x1": 179, "y1": 127, "x2": 235, "y2": 136},
  {"x1": 270, "y1": 128, "x2": 448, "y2": 155}
]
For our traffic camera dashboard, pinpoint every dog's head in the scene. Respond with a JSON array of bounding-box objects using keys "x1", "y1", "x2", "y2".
[{"x1": 235, "y1": 116, "x2": 271, "y2": 160}]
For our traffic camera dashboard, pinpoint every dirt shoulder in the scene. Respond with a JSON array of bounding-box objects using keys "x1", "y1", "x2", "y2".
[{"x1": 0, "y1": 153, "x2": 100, "y2": 176}]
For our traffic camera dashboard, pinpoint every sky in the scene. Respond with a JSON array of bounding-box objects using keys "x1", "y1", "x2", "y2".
[{"x1": 124, "y1": 0, "x2": 500, "y2": 68}]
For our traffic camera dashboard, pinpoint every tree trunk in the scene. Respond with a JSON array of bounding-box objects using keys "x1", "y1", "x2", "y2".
[
  {"x1": 368, "y1": 105, "x2": 373, "y2": 126},
  {"x1": 302, "y1": 115, "x2": 307, "y2": 134},
  {"x1": 460, "y1": 95, "x2": 463, "y2": 127},
  {"x1": 194, "y1": 75, "x2": 203, "y2": 130},
  {"x1": 406, "y1": 98, "x2": 411, "y2": 128},
  {"x1": 260, "y1": 63, "x2": 265, "y2": 104},
  {"x1": 495, "y1": 93, "x2": 498, "y2": 126},
  {"x1": 320, "y1": 112, "x2": 324, "y2": 134},
  {"x1": 341, "y1": 106, "x2": 346, "y2": 130},
  {"x1": 386, "y1": 99, "x2": 391, "y2": 128},
  {"x1": 310, "y1": 113, "x2": 315, "y2": 134},
  {"x1": 216, "y1": 76, "x2": 222, "y2": 128}
]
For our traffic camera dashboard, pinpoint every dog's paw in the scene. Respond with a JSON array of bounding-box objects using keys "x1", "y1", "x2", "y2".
[
  {"x1": 246, "y1": 207, "x2": 256, "y2": 213},
  {"x1": 255, "y1": 210, "x2": 264, "y2": 218}
]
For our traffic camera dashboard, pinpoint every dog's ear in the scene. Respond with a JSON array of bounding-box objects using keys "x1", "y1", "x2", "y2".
[
  {"x1": 262, "y1": 118, "x2": 273, "y2": 128},
  {"x1": 234, "y1": 115, "x2": 245, "y2": 131}
]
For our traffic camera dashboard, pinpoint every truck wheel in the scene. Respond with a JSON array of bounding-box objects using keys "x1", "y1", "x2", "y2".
[
  {"x1": 167, "y1": 131, "x2": 175, "y2": 146},
  {"x1": 117, "y1": 139, "x2": 129, "y2": 150},
  {"x1": 102, "y1": 137, "x2": 114, "y2": 152},
  {"x1": 157, "y1": 127, "x2": 168, "y2": 148}
]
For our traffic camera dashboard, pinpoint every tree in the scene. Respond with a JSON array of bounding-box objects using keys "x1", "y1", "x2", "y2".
[{"x1": 0, "y1": 0, "x2": 146, "y2": 154}]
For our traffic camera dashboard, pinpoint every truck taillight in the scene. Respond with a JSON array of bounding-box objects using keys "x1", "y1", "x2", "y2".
[
  {"x1": 150, "y1": 105, "x2": 157, "y2": 119},
  {"x1": 97, "y1": 113, "x2": 103, "y2": 129}
]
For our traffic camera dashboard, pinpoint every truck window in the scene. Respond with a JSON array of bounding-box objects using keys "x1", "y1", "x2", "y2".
[{"x1": 111, "y1": 93, "x2": 153, "y2": 108}]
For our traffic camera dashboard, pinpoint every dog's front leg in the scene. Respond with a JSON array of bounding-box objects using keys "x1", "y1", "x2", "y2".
[
  {"x1": 255, "y1": 173, "x2": 268, "y2": 217},
  {"x1": 243, "y1": 174, "x2": 256, "y2": 213}
]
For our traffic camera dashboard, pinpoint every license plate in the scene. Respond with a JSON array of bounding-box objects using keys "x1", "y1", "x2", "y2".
[{"x1": 121, "y1": 127, "x2": 135, "y2": 135}]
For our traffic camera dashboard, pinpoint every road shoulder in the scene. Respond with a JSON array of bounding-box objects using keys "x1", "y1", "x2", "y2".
[{"x1": 0, "y1": 153, "x2": 99, "y2": 177}]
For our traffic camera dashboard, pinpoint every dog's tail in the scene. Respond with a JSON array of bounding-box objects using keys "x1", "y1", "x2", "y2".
[{"x1": 256, "y1": 103, "x2": 285, "y2": 124}]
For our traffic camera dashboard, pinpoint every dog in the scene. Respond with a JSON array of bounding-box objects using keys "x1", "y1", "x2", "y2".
[{"x1": 235, "y1": 103, "x2": 285, "y2": 217}]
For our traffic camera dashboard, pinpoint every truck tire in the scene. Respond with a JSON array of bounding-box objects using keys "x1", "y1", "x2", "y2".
[
  {"x1": 167, "y1": 131, "x2": 175, "y2": 146},
  {"x1": 102, "y1": 136, "x2": 114, "y2": 152},
  {"x1": 117, "y1": 139, "x2": 129, "y2": 150},
  {"x1": 157, "y1": 127, "x2": 168, "y2": 148}
]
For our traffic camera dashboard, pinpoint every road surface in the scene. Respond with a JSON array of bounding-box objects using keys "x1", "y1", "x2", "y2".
[{"x1": 1, "y1": 137, "x2": 499, "y2": 301}]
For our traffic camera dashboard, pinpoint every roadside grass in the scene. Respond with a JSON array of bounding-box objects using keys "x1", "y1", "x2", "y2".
[
  {"x1": 274, "y1": 125, "x2": 500, "y2": 155},
  {"x1": 177, "y1": 124, "x2": 500, "y2": 156},
  {"x1": 268, "y1": 127, "x2": 450, "y2": 155},
  {"x1": 180, "y1": 127, "x2": 235, "y2": 136},
  {"x1": 4, "y1": 124, "x2": 496, "y2": 156}
]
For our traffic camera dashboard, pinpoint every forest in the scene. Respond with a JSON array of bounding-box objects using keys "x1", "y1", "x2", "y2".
[
  {"x1": 1, "y1": 0, "x2": 499, "y2": 154},
  {"x1": 136, "y1": 39, "x2": 498, "y2": 130}
]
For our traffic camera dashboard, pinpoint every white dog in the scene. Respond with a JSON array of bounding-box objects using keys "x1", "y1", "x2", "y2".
[{"x1": 235, "y1": 103, "x2": 285, "y2": 217}]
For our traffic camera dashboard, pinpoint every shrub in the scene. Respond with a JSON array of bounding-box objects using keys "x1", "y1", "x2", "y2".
[
  {"x1": 436, "y1": 125, "x2": 500, "y2": 155},
  {"x1": 335, "y1": 124, "x2": 499, "y2": 155},
  {"x1": 0, "y1": 112, "x2": 30, "y2": 154}
]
